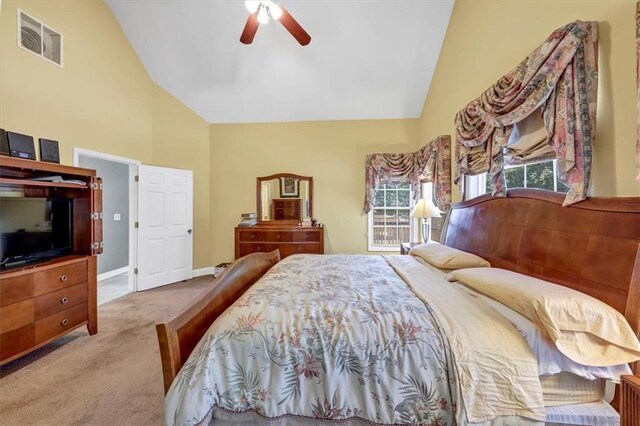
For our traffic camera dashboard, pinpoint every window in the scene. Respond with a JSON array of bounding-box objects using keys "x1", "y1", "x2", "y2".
[
  {"x1": 466, "y1": 159, "x2": 568, "y2": 199},
  {"x1": 367, "y1": 183, "x2": 416, "y2": 251}
]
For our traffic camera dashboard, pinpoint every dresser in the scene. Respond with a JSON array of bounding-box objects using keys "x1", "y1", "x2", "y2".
[
  {"x1": 0, "y1": 157, "x2": 101, "y2": 366},
  {"x1": 0, "y1": 256, "x2": 97, "y2": 364},
  {"x1": 235, "y1": 225, "x2": 324, "y2": 259}
]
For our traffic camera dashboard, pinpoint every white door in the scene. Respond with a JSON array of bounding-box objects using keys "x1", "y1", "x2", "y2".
[{"x1": 137, "y1": 165, "x2": 193, "y2": 291}]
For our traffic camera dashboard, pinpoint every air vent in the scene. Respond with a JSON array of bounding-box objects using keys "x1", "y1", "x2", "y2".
[{"x1": 17, "y1": 9, "x2": 63, "y2": 67}]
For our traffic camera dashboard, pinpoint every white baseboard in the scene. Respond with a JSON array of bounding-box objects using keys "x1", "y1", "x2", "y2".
[
  {"x1": 193, "y1": 267, "x2": 215, "y2": 277},
  {"x1": 98, "y1": 266, "x2": 129, "y2": 282}
]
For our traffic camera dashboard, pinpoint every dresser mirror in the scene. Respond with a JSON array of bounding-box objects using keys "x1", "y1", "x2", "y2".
[{"x1": 257, "y1": 173, "x2": 313, "y2": 222}]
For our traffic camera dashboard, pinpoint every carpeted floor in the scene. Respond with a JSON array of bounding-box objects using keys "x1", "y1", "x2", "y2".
[{"x1": 0, "y1": 276, "x2": 214, "y2": 426}]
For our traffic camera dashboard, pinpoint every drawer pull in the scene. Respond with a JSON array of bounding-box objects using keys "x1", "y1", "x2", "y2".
[
  {"x1": 257, "y1": 246, "x2": 262, "y2": 251},
  {"x1": 60, "y1": 297, "x2": 69, "y2": 304},
  {"x1": 304, "y1": 234, "x2": 309, "y2": 240},
  {"x1": 276, "y1": 234, "x2": 281, "y2": 240},
  {"x1": 61, "y1": 319, "x2": 69, "y2": 326},
  {"x1": 60, "y1": 275, "x2": 68, "y2": 282},
  {"x1": 250, "y1": 234, "x2": 256, "y2": 240}
]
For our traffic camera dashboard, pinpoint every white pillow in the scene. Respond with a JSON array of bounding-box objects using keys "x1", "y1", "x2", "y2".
[
  {"x1": 460, "y1": 286, "x2": 632, "y2": 381},
  {"x1": 449, "y1": 267, "x2": 640, "y2": 366},
  {"x1": 409, "y1": 242, "x2": 490, "y2": 270}
]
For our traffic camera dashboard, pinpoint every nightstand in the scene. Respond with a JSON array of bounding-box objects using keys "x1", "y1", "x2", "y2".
[{"x1": 400, "y1": 242, "x2": 422, "y2": 255}]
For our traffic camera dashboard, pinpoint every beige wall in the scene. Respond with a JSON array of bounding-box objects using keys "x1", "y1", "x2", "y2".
[
  {"x1": 0, "y1": 0, "x2": 153, "y2": 164},
  {"x1": 418, "y1": 0, "x2": 640, "y2": 201},
  {"x1": 210, "y1": 120, "x2": 419, "y2": 264},
  {"x1": 0, "y1": 0, "x2": 212, "y2": 268},
  {"x1": 151, "y1": 84, "x2": 211, "y2": 269},
  {"x1": 5, "y1": 0, "x2": 638, "y2": 268}
]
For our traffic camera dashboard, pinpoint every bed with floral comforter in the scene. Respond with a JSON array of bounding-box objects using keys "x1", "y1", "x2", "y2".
[{"x1": 165, "y1": 254, "x2": 544, "y2": 426}]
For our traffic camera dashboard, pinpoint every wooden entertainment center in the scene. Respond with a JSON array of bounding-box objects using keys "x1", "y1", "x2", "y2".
[{"x1": 0, "y1": 157, "x2": 102, "y2": 366}]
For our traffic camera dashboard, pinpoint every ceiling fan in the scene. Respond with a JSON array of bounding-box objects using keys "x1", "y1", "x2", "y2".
[{"x1": 240, "y1": 1, "x2": 311, "y2": 46}]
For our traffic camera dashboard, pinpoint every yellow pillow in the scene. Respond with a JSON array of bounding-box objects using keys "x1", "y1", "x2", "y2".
[
  {"x1": 409, "y1": 242, "x2": 490, "y2": 269},
  {"x1": 449, "y1": 267, "x2": 640, "y2": 366}
]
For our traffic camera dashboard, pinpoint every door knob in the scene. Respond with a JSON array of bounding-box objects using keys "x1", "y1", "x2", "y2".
[{"x1": 187, "y1": 229, "x2": 193, "y2": 235}]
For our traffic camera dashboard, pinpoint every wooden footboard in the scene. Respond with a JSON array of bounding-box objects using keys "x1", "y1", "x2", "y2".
[{"x1": 155, "y1": 250, "x2": 281, "y2": 393}]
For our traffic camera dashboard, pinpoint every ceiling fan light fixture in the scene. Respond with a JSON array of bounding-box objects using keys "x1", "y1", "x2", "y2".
[
  {"x1": 239, "y1": 0, "x2": 311, "y2": 46},
  {"x1": 257, "y1": 6, "x2": 270, "y2": 24},
  {"x1": 245, "y1": 0, "x2": 260, "y2": 14},
  {"x1": 267, "y1": 2, "x2": 282, "y2": 20}
]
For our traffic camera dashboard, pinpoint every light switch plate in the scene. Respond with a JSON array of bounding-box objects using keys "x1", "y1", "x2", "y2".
[{"x1": 114, "y1": 213, "x2": 121, "y2": 221}]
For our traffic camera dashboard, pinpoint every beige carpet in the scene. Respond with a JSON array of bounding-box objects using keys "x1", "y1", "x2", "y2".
[{"x1": 0, "y1": 276, "x2": 214, "y2": 426}]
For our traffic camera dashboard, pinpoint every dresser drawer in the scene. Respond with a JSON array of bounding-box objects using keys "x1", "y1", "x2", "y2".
[
  {"x1": 33, "y1": 261, "x2": 88, "y2": 296},
  {"x1": 34, "y1": 283, "x2": 88, "y2": 321},
  {"x1": 237, "y1": 243, "x2": 279, "y2": 257},
  {"x1": 1, "y1": 324, "x2": 35, "y2": 361},
  {"x1": 266, "y1": 231, "x2": 293, "y2": 242},
  {"x1": 292, "y1": 231, "x2": 321, "y2": 242},
  {"x1": 237, "y1": 230, "x2": 267, "y2": 242},
  {"x1": 280, "y1": 243, "x2": 322, "y2": 257},
  {"x1": 35, "y1": 303, "x2": 87, "y2": 344},
  {"x1": 0, "y1": 299, "x2": 34, "y2": 334},
  {"x1": 0, "y1": 274, "x2": 33, "y2": 307}
]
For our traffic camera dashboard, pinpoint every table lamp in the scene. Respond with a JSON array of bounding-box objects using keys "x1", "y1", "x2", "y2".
[{"x1": 410, "y1": 199, "x2": 442, "y2": 243}]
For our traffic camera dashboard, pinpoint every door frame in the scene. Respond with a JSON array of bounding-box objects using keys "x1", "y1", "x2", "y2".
[{"x1": 73, "y1": 148, "x2": 140, "y2": 292}]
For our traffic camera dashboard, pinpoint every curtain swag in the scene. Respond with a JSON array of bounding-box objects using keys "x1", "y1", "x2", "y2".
[
  {"x1": 454, "y1": 20, "x2": 599, "y2": 206},
  {"x1": 363, "y1": 135, "x2": 451, "y2": 214}
]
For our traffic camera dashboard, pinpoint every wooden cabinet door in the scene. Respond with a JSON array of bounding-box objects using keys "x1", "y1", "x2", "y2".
[{"x1": 90, "y1": 177, "x2": 103, "y2": 255}]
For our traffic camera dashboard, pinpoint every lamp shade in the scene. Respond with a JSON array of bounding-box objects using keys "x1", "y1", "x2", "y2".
[{"x1": 410, "y1": 199, "x2": 442, "y2": 219}]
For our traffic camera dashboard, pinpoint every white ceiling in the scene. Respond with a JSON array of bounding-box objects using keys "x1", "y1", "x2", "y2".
[{"x1": 106, "y1": 0, "x2": 454, "y2": 124}]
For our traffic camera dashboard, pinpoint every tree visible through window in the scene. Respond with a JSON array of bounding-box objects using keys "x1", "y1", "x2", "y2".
[
  {"x1": 483, "y1": 160, "x2": 568, "y2": 194},
  {"x1": 368, "y1": 183, "x2": 413, "y2": 250}
]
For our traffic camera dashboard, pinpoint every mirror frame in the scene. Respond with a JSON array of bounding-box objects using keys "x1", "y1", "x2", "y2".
[{"x1": 256, "y1": 173, "x2": 314, "y2": 224}]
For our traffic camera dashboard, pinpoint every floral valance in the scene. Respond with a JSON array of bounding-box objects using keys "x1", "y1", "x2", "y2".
[
  {"x1": 455, "y1": 20, "x2": 598, "y2": 206},
  {"x1": 363, "y1": 135, "x2": 451, "y2": 214}
]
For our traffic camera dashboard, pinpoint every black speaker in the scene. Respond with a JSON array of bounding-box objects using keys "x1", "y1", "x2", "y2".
[
  {"x1": 0, "y1": 129, "x2": 9, "y2": 156},
  {"x1": 39, "y1": 138, "x2": 60, "y2": 163},
  {"x1": 7, "y1": 131, "x2": 36, "y2": 160}
]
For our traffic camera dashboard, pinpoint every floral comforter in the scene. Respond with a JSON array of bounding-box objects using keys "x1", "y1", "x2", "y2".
[{"x1": 164, "y1": 254, "x2": 542, "y2": 425}]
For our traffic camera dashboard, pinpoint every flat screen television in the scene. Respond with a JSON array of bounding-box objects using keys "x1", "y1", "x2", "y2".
[{"x1": 0, "y1": 196, "x2": 73, "y2": 270}]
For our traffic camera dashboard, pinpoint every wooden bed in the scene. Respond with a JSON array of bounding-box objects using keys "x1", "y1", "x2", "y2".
[
  {"x1": 156, "y1": 250, "x2": 280, "y2": 392},
  {"x1": 442, "y1": 188, "x2": 640, "y2": 346},
  {"x1": 156, "y1": 188, "x2": 640, "y2": 393}
]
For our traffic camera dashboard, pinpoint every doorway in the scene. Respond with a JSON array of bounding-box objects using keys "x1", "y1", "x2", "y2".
[{"x1": 74, "y1": 149, "x2": 139, "y2": 304}]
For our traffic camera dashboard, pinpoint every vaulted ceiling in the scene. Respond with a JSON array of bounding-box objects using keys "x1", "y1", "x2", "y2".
[{"x1": 107, "y1": 0, "x2": 454, "y2": 124}]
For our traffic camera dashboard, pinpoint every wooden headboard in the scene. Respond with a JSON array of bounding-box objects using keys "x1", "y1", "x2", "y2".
[{"x1": 441, "y1": 189, "x2": 640, "y2": 338}]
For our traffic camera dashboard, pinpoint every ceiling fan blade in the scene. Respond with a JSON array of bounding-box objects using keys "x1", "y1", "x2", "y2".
[
  {"x1": 240, "y1": 14, "x2": 260, "y2": 45},
  {"x1": 278, "y1": 7, "x2": 311, "y2": 46}
]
